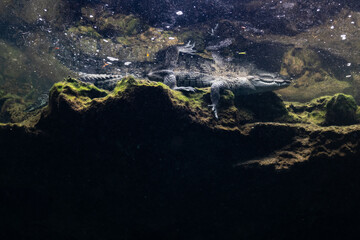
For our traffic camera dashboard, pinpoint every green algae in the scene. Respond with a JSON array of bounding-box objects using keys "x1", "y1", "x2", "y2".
[
  {"x1": 281, "y1": 48, "x2": 321, "y2": 77},
  {"x1": 54, "y1": 78, "x2": 108, "y2": 99},
  {"x1": 286, "y1": 96, "x2": 332, "y2": 125},
  {"x1": 113, "y1": 76, "x2": 205, "y2": 111},
  {"x1": 219, "y1": 90, "x2": 235, "y2": 108},
  {"x1": 113, "y1": 76, "x2": 148, "y2": 94},
  {"x1": 97, "y1": 14, "x2": 143, "y2": 36},
  {"x1": 170, "y1": 88, "x2": 208, "y2": 111},
  {"x1": 42, "y1": 76, "x2": 360, "y2": 127},
  {"x1": 0, "y1": 92, "x2": 40, "y2": 124},
  {"x1": 286, "y1": 93, "x2": 359, "y2": 126},
  {"x1": 278, "y1": 66, "x2": 351, "y2": 103},
  {"x1": 113, "y1": 77, "x2": 295, "y2": 125},
  {"x1": 48, "y1": 78, "x2": 108, "y2": 113},
  {"x1": 68, "y1": 26, "x2": 102, "y2": 39}
]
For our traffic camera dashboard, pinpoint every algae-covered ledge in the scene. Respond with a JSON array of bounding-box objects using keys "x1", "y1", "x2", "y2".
[
  {"x1": 2, "y1": 74, "x2": 360, "y2": 131},
  {"x1": 1, "y1": 75, "x2": 356, "y2": 172},
  {"x1": 38, "y1": 76, "x2": 360, "y2": 129}
]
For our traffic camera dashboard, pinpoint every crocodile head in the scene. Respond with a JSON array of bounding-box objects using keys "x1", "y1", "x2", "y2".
[
  {"x1": 247, "y1": 73, "x2": 291, "y2": 92},
  {"x1": 147, "y1": 69, "x2": 174, "y2": 82}
]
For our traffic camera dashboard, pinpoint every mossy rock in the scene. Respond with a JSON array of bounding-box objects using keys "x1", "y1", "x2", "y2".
[
  {"x1": 97, "y1": 14, "x2": 143, "y2": 36},
  {"x1": 116, "y1": 37, "x2": 132, "y2": 45},
  {"x1": 277, "y1": 70, "x2": 351, "y2": 103},
  {"x1": 114, "y1": 79, "x2": 292, "y2": 125},
  {"x1": 219, "y1": 90, "x2": 235, "y2": 108},
  {"x1": 325, "y1": 93, "x2": 358, "y2": 126},
  {"x1": 0, "y1": 93, "x2": 28, "y2": 123},
  {"x1": 281, "y1": 48, "x2": 321, "y2": 78},
  {"x1": 43, "y1": 77, "x2": 349, "y2": 128},
  {"x1": 236, "y1": 92, "x2": 289, "y2": 122},
  {"x1": 277, "y1": 47, "x2": 353, "y2": 102},
  {"x1": 286, "y1": 93, "x2": 359, "y2": 126},
  {"x1": 54, "y1": 78, "x2": 108, "y2": 99},
  {"x1": 68, "y1": 26, "x2": 102, "y2": 39},
  {"x1": 48, "y1": 78, "x2": 108, "y2": 113}
]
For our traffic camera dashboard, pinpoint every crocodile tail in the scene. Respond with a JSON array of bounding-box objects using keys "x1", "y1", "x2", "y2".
[{"x1": 78, "y1": 72, "x2": 124, "y2": 83}]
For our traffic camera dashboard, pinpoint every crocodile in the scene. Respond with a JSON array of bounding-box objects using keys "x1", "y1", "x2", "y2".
[
  {"x1": 77, "y1": 72, "x2": 126, "y2": 90},
  {"x1": 78, "y1": 40, "x2": 291, "y2": 119},
  {"x1": 147, "y1": 69, "x2": 291, "y2": 118},
  {"x1": 77, "y1": 69, "x2": 291, "y2": 119},
  {"x1": 25, "y1": 43, "x2": 290, "y2": 117}
]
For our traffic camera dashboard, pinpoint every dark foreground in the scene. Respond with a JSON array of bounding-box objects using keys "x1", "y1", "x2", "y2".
[{"x1": 1, "y1": 78, "x2": 360, "y2": 240}]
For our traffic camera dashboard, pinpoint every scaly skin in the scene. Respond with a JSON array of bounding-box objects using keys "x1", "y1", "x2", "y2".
[
  {"x1": 147, "y1": 70, "x2": 291, "y2": 118},
  {"x1": 77, "y1": 41, "x2": 291, "y2": 118},
  {"x1": 77, "y1": 70, "x2": 290, "y2": 118}
]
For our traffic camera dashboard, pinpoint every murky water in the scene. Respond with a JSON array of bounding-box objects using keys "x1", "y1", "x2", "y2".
[{"x1": 1, "y1": 0, "x2": 360, "y2": 123}]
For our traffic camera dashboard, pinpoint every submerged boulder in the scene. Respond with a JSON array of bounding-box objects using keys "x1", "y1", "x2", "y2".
[
  {"x1": 325, "y1": 93, "x2": 358, "y2": 125},
  {"x1": 286, "y1": 93, "x2": 359, "y2": 126},
  {"x1": 2, "y1": 76, "x2": 360, "y2": 239},
  {"x1": 37, "y1": 76, "x2": 294, "y2": 130}
]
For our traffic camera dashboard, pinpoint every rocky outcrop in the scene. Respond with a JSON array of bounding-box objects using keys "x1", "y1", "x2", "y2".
[{"x1": 1, "y1": 77, "x2": 360, "y2": 239}]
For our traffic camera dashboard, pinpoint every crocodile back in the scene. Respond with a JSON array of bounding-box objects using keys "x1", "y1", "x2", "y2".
[
  {"x1": 175, "y1": 72, "x2": 214, "y2": 88},
  {"x1": 78, "y1": 73, "x2": 124, "y2": 90},
  {"x1": 78, "y1": 73, "x2": 124, "y2": 83}
]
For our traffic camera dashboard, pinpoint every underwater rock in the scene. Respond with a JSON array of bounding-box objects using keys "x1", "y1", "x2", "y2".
[
  {"x1": 68, "y1": 25, "x2": 102, "y2": 39},
  {"x1": 287, "y1": 96, "x2": 330, "y2": 125},
  {"x1": 0, "y1": 93, "x2": 31, "y2": 123},
  {"x1": 37, "y1": 76, "x2": 360, "y2": 128},
  {"x1": 24, "y1": 77, "x2": 360, "y2": 167},
  {"x1": 36, "y1": 76, "x2": 294, "y2": 130},
  {"x1": 2, "y1": 76, "x2": 360, "y2": 239},
  {"x1": 35, "y1": 76, "x2": 360, "y2": 127},
  {"x1": 96, "y1": 14, "x2": 144, "y2": 37},
  {"x1": 276, "y1": 47, "x2": 352, "y2": 102},
  {"x1": 286, "y1": 93, "x2": 359, "y2": 126},
  {"x1": 236, "y1": 91, "x2": 289, "y2": 122},
  {"x1": 325, "y1": 93, "x2": 358, "y2": 126}
]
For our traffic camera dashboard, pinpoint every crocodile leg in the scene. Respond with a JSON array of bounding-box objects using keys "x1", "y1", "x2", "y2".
[
  {"x1": 173, "y1": 86, "x2": 197, "y2": 92},
  {"x1": 209, "y1": 81, "x2": 225, "y2": 119},
  {"x1": 164, "y1": 73, "x2": 177, "y2": 88},
  {"x1": 177, "y1": 41, "x2": 196, "y2": 55}
]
